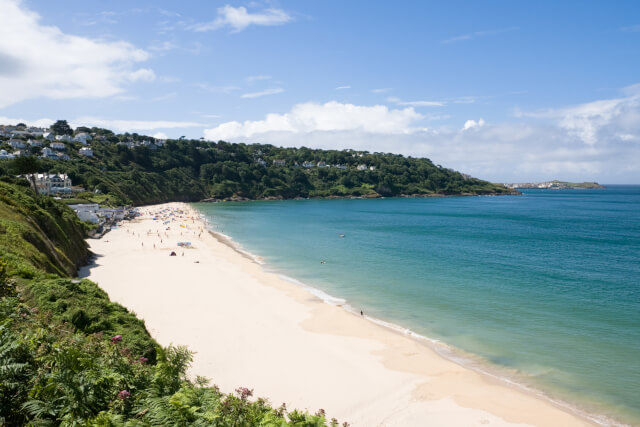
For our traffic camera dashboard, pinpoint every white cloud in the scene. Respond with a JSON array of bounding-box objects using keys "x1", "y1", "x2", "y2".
[
  {"x1": 247, "y1": 75, "x2": 272, "y2": 83},
  {"x1": 371, "y1": 88, "x2": 391, "y2": 93},
  {"x1": 0, "y1": 0, "x2": 153, "y2": 108},
  {"x1": 335, "y1": 85, "x2": 351, "y2": 90},
  {"x1": 387, "y1": 97, "x2": 444, "y2": 107},
  {"x1": 0, "y1": 115, "x2": 54, "y2": 128},
  {"x1": 202, "y1": 90, "x2": 640, "y2": 183},
  {"x1": 517, "y1": 88, "x2": 640, "y2": 145},
  {"x1": 442, "y1": 27, "x2": 519, "y2": 44},
  {"x1": 71, "y1": 117, "x2": 205, "y2": 132},
  {"x1": 191, "y1": 5, "x2": 292, "y2": 33},
  {"x1": 204, "y1": 101, "x2": 423, "y2": 140},
  {"x1": 153, "y1": 132, "x2": 168, "y2": 139},
  {"x1": 149, "y1": 41, "x2": 178, "y2": 52},
  {"x1": 463, "y1": 118, "x2": 485, "y2": 130},
  {"x1": 240, "y1": 88, "x2": 284, "y2": 99}
]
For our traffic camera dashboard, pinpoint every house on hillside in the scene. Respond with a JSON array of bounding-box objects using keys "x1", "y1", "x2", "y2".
[
  {"x1": 28, "y1": 139, "x2": 43, "y2": 147},
  {"x1": 334, "y1": 164, "x2": 347, "y2": 170},
  {"x1": 26, "y1": 173, "x2": 72, "y2": 195},
  {"x1": 317, "y1": 161, "x2": 328, "y2": 167},
  {"x1": 0, "y1": 149, "x2": 13, "y2": 159},
  {"x1": 73, "y1": 132, "x2": 92, "y2": 144},
  {"x1": 272, "y1": 159, "x2": 286, "y2": 166},
  {"x1": 79, "y1": 147, "x2": 93, "y2": 157},
  {"x1": 9, "y1": 139, "x2": 26, "y2": 149},
  {"x1": 50, "y1": 142, "x2": 66, "y2": 150},
  {"x1": 356, "y1": 164, "x2": 368, "y2": 171},
  {"x1": 41, "y1": 147, "x2": 58, "y2": 159},
  {"x1": 302, "y1": 161, "x2": 315, "y2": 168},
  {"x1": 256, "y1": 158, "x2": 267, "y2": 166},
  {"x1": 55, "y1": 134, "x2": 72, "y2": 142}
]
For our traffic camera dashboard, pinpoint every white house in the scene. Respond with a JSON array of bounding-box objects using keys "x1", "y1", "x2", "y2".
[
  {"x1": 356, "y1": 164, "x2": 368, "y2": 171},
  {"x1": 26, "y1": 173, "x2": 72, "y2": 195},
  {"x1": 334, "y1": 164, "x2": 347, "y2": 170},
  {"x1": 0, "y1": 149, "x2": 13, "y2": 159},
  {"x1": 28, "y1": 139, "x2": 43, "y2": 147},
  {"x1": 50, "y1": 142, "x2": 66, "y2": 150},
  {"x1": 57, "y1": 153, "x2": 71, "y2": 161},
  {"x1": 317, "y1": 161, "x2": 328, "y2": 167},
  {"x1": 55, "y1": 134, "x2": 72, "y2": 142},
  {"x1": 12, "y1": 150, "x2": 26, "y2": 157},
  {"x1": 11, "y1": 130, "x2": 29, "y2": 137},
  {"x1": 256, "y1": 158, "x2": 267, "y2": 166},
  {"x1": 27, "y1": 127, "x2": 44, "y2": 137},
  {"x1": 41, "y1": 147, "x2": 58, "y2": 159},
  {"x1": 68, "y1": 203, "x2": 100, "y2": 223},
  {"x1": 9, "y1": 139, "x2": 26, "y2": 149},
  {"x1": 302, "y1": 161, "x2": 315, "y2": 168},
  {"x1": 45, "y1": 133, "x2": 56, "y2": 141},
  {"x1": 79, "y1": 147, "x2": 93, "y2": 157},
  {"x1": 73, "y1": 132, "x2": 92, "y2": 144},
  {"x1": 273, "y1": 159, "x2": 286, "y2": 166}
]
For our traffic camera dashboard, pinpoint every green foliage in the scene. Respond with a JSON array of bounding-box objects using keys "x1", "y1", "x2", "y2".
[
  {"x1": 0, "y1": 294, "x2": 335, "y2": 426},
  {"x1": 51, "y1": 120, "x2": 73, "y2": 136},
  {"x1": 2, "y1": 126, "x2": 513, "y2": 206}
]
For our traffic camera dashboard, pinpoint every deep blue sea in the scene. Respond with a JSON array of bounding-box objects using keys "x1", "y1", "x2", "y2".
[{"x1": 193, "y1": 186, "x2": 640, "y2": 424}]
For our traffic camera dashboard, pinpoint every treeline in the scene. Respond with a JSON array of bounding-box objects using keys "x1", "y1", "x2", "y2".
[
  {"x1": 0, "y1": 125, "x2": 514, "y2": 206},
  {"x1": 0, "y1": 181, "x2": 342, "y2": 425}
]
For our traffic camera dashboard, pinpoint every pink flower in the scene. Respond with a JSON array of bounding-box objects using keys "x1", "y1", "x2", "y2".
[
  {"x1": 111, "y1": 335, "x2": 122, "y2": 343},
  {"x1": 118, "y1": 390, "x2": 131, "y2": 399},
  {"x1": 139, "y1": 357, "x2": 149, "y2": 364},
  {"x1": 235, "y1": 387, "x2": 253, "y2": 400}
]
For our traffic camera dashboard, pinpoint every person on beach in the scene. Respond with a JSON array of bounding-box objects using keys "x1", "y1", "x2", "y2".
[{"x1": 360, "y1": 310, "x2": 364, "y2": 316}]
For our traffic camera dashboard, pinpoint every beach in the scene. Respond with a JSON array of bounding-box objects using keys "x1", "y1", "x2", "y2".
[{"x1": 80, "y1": 202, "x2": 594, "y2": 426}]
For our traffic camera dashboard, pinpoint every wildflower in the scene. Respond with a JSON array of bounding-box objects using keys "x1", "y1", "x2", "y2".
[
  {"x1": 235, "y1": 387, "x2": 253, "y2": 400},
  {"x1": 315, "y1": 408, "x2": 326, "y2": 417},
  {"x1": 118, "y1": 390, "x2": 131, "y2": 399},
  {"x1": 111, "y1": 335, "x2": 122, "y2": 343},
  {"x1": 139, "y1": 357, "x2": 149, "y2": 364}
]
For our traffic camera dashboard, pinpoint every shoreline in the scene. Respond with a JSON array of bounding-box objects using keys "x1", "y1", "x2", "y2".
[
  {"x1": 203, "y1": 218, "x2": 618, "y2": 427},
  {"x1": 81, "y1": 202, "x2": 600, "y2": 426}
]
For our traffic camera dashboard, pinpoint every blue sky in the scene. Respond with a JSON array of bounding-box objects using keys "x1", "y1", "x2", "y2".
[{"x1": 1, "y1": 0, "x2": 639, "y2": 183}]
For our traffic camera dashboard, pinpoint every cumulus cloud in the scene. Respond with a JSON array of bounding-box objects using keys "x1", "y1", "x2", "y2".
[
  {"x1": 202, "y1": 90, "x2": 640, "y2": 183},
  {"x1": 335, "y1": 85, "x2": 351, "y2": 90},
  {"x1": 191, "y1": 5, "x2": 292, "y2": 33},
  {"x1": 204, "y1": 101, "x2": 423, "y2": 141},
  {"x1": 153, "y1": 132, "x2": 168, "y2": 139},
  {"x1": 240, "y1": 88, "x2": 284, "y2": 99},
  {"x1": 0, "y1": 0, "x2": 153, "y2": 108},
  {"x1": 517, "y1": 87, "x2": 640, "y2": 145},
  {"x1": 463, "y1": 118, "x2": 485, "y2": 130}
]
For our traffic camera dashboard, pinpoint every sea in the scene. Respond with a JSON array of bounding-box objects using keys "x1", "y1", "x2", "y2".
[{"x1": 192, "y1": 185, "x2": 640, "y2": 425}]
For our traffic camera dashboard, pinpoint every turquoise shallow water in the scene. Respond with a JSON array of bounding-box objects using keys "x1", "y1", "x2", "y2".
[{"x1": 193, "y1": 186, "x2": 640, "y2": 424}]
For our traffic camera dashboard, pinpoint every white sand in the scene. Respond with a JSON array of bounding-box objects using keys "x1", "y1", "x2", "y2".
[{"x1": 80, "y1": 202, "x2": 594, "y2": 426}]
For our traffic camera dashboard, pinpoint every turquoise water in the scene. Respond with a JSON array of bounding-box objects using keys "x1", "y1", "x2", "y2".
[{"x1": 193, "y1": 186, "x2": 640, "y2": 424}]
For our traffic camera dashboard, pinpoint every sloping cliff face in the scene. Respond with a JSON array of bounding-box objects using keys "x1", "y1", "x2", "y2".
[{"x1": 0, "y1": 180, "x2": 90, "y2": 277}]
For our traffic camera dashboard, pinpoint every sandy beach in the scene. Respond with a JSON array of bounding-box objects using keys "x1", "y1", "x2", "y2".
[{"x1": 80, "y1": 202, "x2": 595, "y2": 427}]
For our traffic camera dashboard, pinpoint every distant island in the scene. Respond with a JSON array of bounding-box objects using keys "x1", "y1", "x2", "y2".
[{"x1": 504, "y1": 180, "x2": 605, "y2": 190}]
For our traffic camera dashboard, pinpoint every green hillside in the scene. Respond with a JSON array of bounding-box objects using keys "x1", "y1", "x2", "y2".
[
  {"x1": 0, "y1": 180, "x2": 343, "y2": 426},
  {"x1": 0, "y1": 125, "x2": 516, "y2": 206}
]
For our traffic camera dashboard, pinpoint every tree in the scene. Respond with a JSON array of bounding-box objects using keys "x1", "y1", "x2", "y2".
[
  {"x1": 51, "y1": 120, "x2": 73, "y2": 136},
  {"x1": 11, "y1": 156, "x2": 42, "y2": 196}
]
